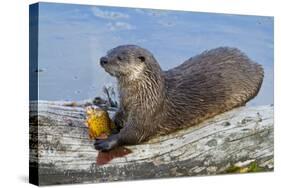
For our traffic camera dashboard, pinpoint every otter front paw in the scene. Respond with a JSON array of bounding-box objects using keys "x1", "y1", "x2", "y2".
[{"x1": 94, "y1": 134, "x2": 120, "y2": 151}]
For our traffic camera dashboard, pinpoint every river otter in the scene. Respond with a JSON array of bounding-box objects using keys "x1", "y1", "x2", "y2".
[{"x1": 94, "y1": 45, "x2": 264, "y2": 151}]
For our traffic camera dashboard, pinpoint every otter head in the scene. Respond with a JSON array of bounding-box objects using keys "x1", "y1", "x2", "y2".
[{"x1": 100, "y1": 45, "x2": 161, "y2": 81}]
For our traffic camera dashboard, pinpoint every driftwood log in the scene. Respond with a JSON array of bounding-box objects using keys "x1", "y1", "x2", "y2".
[{"x1": 29, "y1": 101, "x2": 274, "y2": 185}]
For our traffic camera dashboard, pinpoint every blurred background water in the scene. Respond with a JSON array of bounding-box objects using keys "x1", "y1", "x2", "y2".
[{"x1": 34, "y1": 2, "x2": 274, "y2": 106}]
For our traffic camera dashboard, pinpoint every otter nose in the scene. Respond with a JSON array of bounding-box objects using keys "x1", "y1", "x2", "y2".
[{"x1": 100, "y1": 57, "x2": 108, "y2": 66}]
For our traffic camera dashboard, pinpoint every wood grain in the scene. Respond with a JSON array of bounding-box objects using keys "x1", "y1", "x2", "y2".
[{"x1": 29, "y1": 101, "x2": 274, "y2": 185}]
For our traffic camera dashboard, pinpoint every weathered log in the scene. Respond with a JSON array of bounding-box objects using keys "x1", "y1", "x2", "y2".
[{"x1": 29, "y1": 101, "x2": 274, "y2": 185}]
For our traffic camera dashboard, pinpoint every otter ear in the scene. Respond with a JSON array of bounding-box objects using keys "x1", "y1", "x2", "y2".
[{"x1": 137, "y1": 56, "x2": 145, "y2": 62}]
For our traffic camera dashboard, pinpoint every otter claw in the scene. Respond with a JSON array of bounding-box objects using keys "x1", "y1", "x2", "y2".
[
  {"x1": 94, "y1": 134, "x2": 119, "y2": 151},
  {"x1": 94, "y1": 140, "x2": 110, "y2": 151}
]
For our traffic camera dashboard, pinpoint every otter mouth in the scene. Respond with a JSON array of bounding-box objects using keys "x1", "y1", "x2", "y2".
[
  {"x1": 99, "y1": 57, "x2": 115, "y2": 76},
  {"x1": 104, "y1": 69, "x2": 116, "y2": 77},
  {"x1": 100, "y1": 62, "x2": 120, "y2": 77},
  {"x1": 99, "y1": 56, "x2": 125, "y2": 78}
]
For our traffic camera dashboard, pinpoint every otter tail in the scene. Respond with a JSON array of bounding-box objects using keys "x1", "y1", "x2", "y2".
[
  {"x1": 221, "y1": 48, "x2": 265, "y2": 105},
  {"x1": 245, "y1": 62, "x2": 264, "y2": 103}
]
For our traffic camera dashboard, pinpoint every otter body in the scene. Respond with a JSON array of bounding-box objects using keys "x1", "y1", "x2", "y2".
[{"x1": 95, "y1": 45, "x2": 264, "y2": 151}]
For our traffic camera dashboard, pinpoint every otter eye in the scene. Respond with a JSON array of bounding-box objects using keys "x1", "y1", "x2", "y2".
[
  {"x1": 138, "y1": 56, "x2": 145, "y2": 62},
  {"x1": 117, "y1": 56, "x2": 122, "y2": 61}
]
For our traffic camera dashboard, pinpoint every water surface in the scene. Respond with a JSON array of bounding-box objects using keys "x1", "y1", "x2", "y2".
[{"x1": 35, "y1": 3, "x2": 274, "y2": 106}]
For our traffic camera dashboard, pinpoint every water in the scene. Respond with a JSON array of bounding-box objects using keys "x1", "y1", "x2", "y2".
[{"x1": 35, "y1": 3, "x2": 274, "y2": 106}]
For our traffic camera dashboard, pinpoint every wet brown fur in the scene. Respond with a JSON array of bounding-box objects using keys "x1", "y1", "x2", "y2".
[{"x1": 96, "y1": 45, "x2": 264, "y2": 150}]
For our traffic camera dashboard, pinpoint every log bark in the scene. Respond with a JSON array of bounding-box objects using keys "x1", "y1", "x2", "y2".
[{"x1": 29, "y1": 101, "x2": 274, "y2": 185}]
